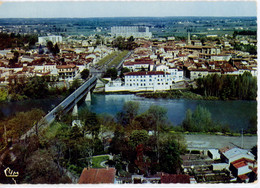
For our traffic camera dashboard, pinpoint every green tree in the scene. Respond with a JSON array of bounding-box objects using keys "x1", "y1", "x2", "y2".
[
  {"x1": 159, "y1": 139, "x2": 182, "y2": 174},
  {"x1": 69, "y1": 78, "x2": 82, "y2": 93},
  {"x1": 129, "y1": 130, "x2": 149, "y2": 148},
  {"x1": 53, "y1": 43, "x2": 60, "y2": 55},
  {"x1": 120, "y1": 67, "x2": 130, "y2": 78},
  {"x1": 104, "y1": 68, "x2": 118, "y2": 80},
  {"x1": 80, "y1": 69, "x2": 90, "y2": 80},
  {"x1": 0, "y1": 88, "x2": 8, "y2": 102},
  {"x1": 116, "y1": 101, "x2": 140, "y2": 127}
]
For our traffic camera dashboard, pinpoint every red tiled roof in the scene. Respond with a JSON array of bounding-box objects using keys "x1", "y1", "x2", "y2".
[
  {"x1": 238, "y1": 174, "x2": 249, "y2": 181},
  {"x1": 56, "y1": 64, "x2": 76, "y2": 69},
  {"x1": 124, "y1": 61, "x2": 154, "y2": 66},
  {"x1": 78, "y1": 168, "x2": 116, "y2": 184},
  {"x1": 232, "y1": 161, "x2": 247, "y2": 169},
  {"x1": 161, "y1": 174, "x2": 190, "y2": 183},
  {"x1": 124, "y1": 71, "x2": 170, "y2": 76},
  {"x1": 232, "y1": 158, "x2": 255, "y2": 166}
]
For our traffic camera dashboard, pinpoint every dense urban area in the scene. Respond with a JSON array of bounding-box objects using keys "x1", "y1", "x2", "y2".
[{"x1": 0, "y1": 17, "x2": 257, "y2": 184}]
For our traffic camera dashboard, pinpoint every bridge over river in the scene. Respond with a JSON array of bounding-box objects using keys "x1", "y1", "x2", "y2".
[{"x1": 21, "y1": 75, "x2": 98, "y2": 140}]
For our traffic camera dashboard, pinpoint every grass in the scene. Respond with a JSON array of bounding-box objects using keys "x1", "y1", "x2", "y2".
[
  {"x1": 43, "y1": 122, "x2": 63, "y2": 139},
  {"x1": 91, "y1": 155, "x2": 110, "y2": 168},
  {"x1": 96, "y1": 52, "x2": 119, "y2": 67},
  {"x1": 108, "y1": 50, "x2": 129, "y2": 67}
]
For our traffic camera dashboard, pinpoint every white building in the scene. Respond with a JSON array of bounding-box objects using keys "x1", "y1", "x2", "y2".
[
  {"x1": 111, "y1": 26, "x2": 152, "y2": 39},
  {"x1": 125, "y1": 71, "x2": 171, "y2": 91},
  {"x1": 123, "y1": 61, "x2": 154, "y2": 72},
  {"x1": 38, "y1": 35, "x2": 62, "y2": 45},
  {"x1": 105, "y1": 71, "x2": 172, "y2": 92},
  {"x1": 155, "y1": 64, "x2": 184, "y2": 82}
]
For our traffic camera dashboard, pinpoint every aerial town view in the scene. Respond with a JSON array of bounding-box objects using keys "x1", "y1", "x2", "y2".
[{"x1": 0, "y1": 0, "x2": 257, "y2": 185}]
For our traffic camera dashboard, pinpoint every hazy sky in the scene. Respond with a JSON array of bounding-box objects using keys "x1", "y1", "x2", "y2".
[{"x1": 0, "y1": 1, "x2": 257, "y2": 18}]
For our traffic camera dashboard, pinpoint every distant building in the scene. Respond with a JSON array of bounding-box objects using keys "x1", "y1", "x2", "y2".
[
  {"x1": 111, "y1": 26, "x2": 152, "y2": 39},
  {"x1": 38, "y1": 35, "x2": 62, "y2": 45}
]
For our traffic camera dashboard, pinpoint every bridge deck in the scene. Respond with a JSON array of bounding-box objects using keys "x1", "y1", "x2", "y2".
[{"x1": 21, "y1": 75, "x2": 97, "y2": 140}]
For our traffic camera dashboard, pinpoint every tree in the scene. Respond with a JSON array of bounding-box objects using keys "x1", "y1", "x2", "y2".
[
  {"x1": 104, "y1": 68, "x2": 118, "y2": 80},
  {"x1": 46, "y1": 41, "x2": 54, "y2": 53},
  {"x1": 129, "y1": 130, "x2": 149, "y2": 148},
  {"x1": 160, "y1": 139, "x2": 182, "y2": 174},
  {"x1": 69, "y1": 78, "x2": 82, "y2": 93},
  {"x1": 78, "y1": 108, "x2": 100, "y2": 138},
  {"x1": 53, "y1": 43, "x2": 60, "y2": 55},
  {"x1": 116, "y1": 101, "x2": 140, "y2": 127},
  {"x1": 0, "y1": 88, "x2": 8, "y2": 102},
  {"x1": 120, "y1": 67, "x2": 130, "y2": 78},
  {"x1": 80, "y1": 69, "x2": 90, "y2": 80}
]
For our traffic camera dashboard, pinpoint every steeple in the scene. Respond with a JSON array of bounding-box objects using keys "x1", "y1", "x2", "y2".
[{"x1": 187, "y1": 31, "x2": 191, "y2": 45}]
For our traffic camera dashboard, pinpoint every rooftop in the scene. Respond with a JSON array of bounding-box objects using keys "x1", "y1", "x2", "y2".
[
  {"x1": 124, "y1": 71, "x2": 170, "y2": 76},
  {"x1": 78, "y1": 168, "x2": 116, "y2": 184}
]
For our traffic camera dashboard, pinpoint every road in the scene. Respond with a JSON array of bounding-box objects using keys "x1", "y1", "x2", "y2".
[{"x1": 185, "y1": 134, "x2": 257, "y2": 150}]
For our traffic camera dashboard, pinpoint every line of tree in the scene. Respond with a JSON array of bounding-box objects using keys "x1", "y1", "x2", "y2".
[
  {"x1": 233, "y1": 30, "x2": 257, "y2": 37},
  {"x1": 112, "y1": 36, "x2": 138, "y2": 50},
  {"x1": 7, "y1": 76, "x2": 69, "y2": 101},
  {"x1": 195, "y1": 72, "x2": 257, "y2": 100},
  {"x1": 0, "y1": 33, "x2": 38, "y2": 50},
  {"x1": 180, "y1": 105, "x2": 230, "y2": 133}
]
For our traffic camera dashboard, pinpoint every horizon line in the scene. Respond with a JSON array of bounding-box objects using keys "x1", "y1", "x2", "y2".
[{"x1": 0, "y1": 16, "x2": 257, "y2": 19}]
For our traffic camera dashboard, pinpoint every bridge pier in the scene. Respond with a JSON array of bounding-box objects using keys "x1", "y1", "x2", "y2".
[
  {"x1": 72, "y1": 104, "x2": 78, "y2": 117},
  {"x1": 85, "y1": 92, "x2": 91, "y2": 102}
]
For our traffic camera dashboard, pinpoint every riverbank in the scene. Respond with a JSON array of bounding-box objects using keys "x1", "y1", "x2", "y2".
[{"x1": 136, "y1": 90, "x2": 219, "y2": 100}]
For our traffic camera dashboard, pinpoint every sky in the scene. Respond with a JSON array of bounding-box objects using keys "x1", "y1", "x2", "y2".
[{"x1": 0, "y1": 0, "x2": 257, "y2": 18}]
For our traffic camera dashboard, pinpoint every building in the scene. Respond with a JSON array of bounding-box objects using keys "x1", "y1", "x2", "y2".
[
  {"x1": 111, "y1": 26, "x2": 152, "y2": 39},
  {"x1": 124, "y1": 71, "x2": 171, "y2": 91},
  {"x1": 38, "y1": 35, "x2": 62, "y2": 45},
  {"x1": 105, "y1": 71, "x2": 172, "y2": 92},
  {"x1": 78, "y1": 168, "x2": 116, "y2": 184},
  {"x1": 56, "y1": 64, "x2": 79, "y2": 81},
  {"x1": 123, "y1": 61, "x2": 154, "y2": 72}
]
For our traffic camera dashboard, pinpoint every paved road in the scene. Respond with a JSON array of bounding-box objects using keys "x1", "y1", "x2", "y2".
[{"x1": 185, "y1": 134, "x2": 257, "y2": 150}]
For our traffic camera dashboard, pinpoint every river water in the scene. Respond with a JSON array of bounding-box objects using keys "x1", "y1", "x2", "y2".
[
  {"x1": 0, "y1": 94, "x2": 257, "y2": 132},
  {"x1": 80, "y1": 94, "x2": 257, "y2": 131}
]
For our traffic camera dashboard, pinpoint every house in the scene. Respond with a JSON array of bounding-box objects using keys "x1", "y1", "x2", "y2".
[
  {"x1": 220, "y1": 147, "x2": 255, "y2": 164},
  {"x1": 56, "y1": 64, "x2": 79, "y2": 81},
  {"x1": 78, "y1": 167, "x2": 116, "y2": 184},
  {"x1": 230, "y1": 158, "x2": 255, "y2": 177},
  {"x1": 123, "y1": 60, "x2": 154, "y2": 72},
  {"x1": 208, "y1": 149, "x2": 221, "y2": 160}
]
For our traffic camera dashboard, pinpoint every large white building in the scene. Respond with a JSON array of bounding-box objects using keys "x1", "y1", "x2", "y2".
[
  {"x1": 105, "y1": 71, "x2": 171, "y2": 92},
  {"x1": 38, "y1": 35, "x2": 63, "y2": 45},
  {"x1": 111, "y1": 26, "x2": 152, "y2": 39},
  {"x1": 156, "y1": 64, "x2": 184, "y2": 82}
]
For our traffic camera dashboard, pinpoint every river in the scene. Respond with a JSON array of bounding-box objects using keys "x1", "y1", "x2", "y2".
[
  {"x1": 0, "y1": 94, "x2": 257, "y2": 132},
  {"x1": 80, "y1": 94, "x2": 257, "y2": 131}
]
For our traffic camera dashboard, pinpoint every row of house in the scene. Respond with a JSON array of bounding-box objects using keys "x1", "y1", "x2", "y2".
[{"x1": 78, "y1": 167, "x2": 195, "y2": 184}]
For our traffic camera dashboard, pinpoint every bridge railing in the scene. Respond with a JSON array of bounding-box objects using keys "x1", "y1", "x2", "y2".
[
  {"x1": 20, "y1": 75, "x2": 97, "y2": 140},
  {"x1": 44, "y1": 75, "x2": 97, "y2": 122}
]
